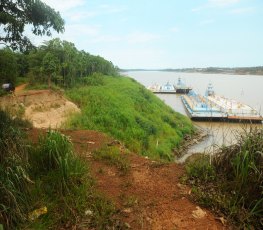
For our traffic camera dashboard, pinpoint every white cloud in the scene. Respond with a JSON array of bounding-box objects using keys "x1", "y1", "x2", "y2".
[
  {"x1": 230, "y1": 7, "x2": 255, "y2": 14},
  {"x1": 208, "y1": 0, "x2": 240, "y2": 7},
  {"x1": 90, "y1": 35, "x2": 122, "y2": 43},
  {"x1": 192, "y1": 0, "x2": 240, "y2": 12},
  {"x1": 98, "y1": 4, "x2": 127, "y2": 14},
  {"x1": 126, "y1": 32, "x2": 160, "y2": 44},
  {"x1": 170, "y1": 27, "x2": 180, "y2": 33},
  {"x1": 199, "y1": 19, "x2": 214, "y2": 26},
  {"x1": 42, "y1": 0, "x2": 85, "y2": 12}
]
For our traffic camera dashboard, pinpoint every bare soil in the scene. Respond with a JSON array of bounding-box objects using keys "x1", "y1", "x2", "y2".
[
  {"x1": 2, "y1": 88, "x2": 229, "y2": 229},
  {"x1": 0, "y1": 87, "x2": 80, "y2": 128}
]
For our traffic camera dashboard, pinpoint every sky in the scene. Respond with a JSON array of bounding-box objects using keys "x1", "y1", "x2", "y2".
[{"x1": 36, "y1": 0, "x2": 263, "y2": 69}]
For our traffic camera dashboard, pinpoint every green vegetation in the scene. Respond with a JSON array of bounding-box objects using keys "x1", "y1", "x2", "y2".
[
  {"x1": 0, "y1": 39, "x2": 118, "y2": 88},
  {"x1": 0, "y1": 0, "x2": 64, "y2": 51},
  {"x1": 0, "y1": 110, "x2": 123, "y2": 229},
  {"x1": 94, "y1": 145, "x2": 130, "y2": 174},
  {"x1": 185, "y1": 128, "x2": 263, "y2": 229},
  {"x1": 66, "y1": 75, "x2": 194, "y2": 161}
]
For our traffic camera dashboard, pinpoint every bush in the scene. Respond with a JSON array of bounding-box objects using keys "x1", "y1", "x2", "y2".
[{"x1": 186, "y1": 128, "x2": 263, "y2": 229}]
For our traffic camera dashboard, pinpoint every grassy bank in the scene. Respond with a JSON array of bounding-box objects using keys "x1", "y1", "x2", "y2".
[
  {"x1": 65, "y1": 75, "x2": 194, "y2": 161},
  {"x1": 185, "y1": 128, "x2": 263, "y2": 229},
  {"x1": 0, "y1": 110, "x2": 122, "y2": 229}
]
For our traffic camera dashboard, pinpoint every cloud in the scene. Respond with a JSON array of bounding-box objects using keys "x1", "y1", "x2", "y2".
[
  {"x1": 90, "y1": 35, "x2": 122, "y2": 43},
  {"x1": 170, "y1": 27, "x2": 180, "y2": 33},
  {"x1": 230, "y1": 7, "x2": 255, "y2": 14},
  {"x1": 199, "y1": 19, "x2": 214, "y2": 26},
  {"x1": 126, "y1": 32, "x2": 160, "y2": 44},
  {"x1": 208, "y1": 0, "x2": 240, "y2": 7},
  {"x1": 192, "y1": 0, "x2": 240, "y2": 12},
  {"x1": 42, "y1": 0, "x2": 85, "y2": 12},
  {"x1": 98, "y1": 4, "x2": 127, "y2": 14}
]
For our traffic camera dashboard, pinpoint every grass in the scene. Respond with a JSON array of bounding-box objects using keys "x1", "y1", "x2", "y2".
[
  {"x1": 185, "y1": 128, "x2": 263, "y2": 229},
  {"x1": 94, "y1": 145, "x2": 130, "y2": 174},
  {"x1": 65, "y1": 75, "x2": 194, "y2": 161},
  {"x1": 0, "y1": 110, "x2": 124, "y2": 229}
]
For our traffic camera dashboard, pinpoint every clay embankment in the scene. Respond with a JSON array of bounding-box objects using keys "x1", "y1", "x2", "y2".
[{"x1": 0, "y1": 88, "x2": 80, "y2": 128}]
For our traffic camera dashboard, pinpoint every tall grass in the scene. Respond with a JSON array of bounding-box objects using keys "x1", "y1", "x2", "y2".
[
  {"x1": 0, "y1": 110, "x2": 31, "y2": 229},
  {"x1": 0, "y1": 110, "x2": 123, "y2": 229},
  {"x1": 66, "y1": 75, "x2": 194, "y2": 161},
  {"x1": 186, "y1": 128, "x2": 263, "y2": 229}
]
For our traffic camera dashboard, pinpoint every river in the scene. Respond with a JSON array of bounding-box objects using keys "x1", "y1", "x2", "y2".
[{"x1": 126, "y1": 71, "x2": 263, "y2": 157}]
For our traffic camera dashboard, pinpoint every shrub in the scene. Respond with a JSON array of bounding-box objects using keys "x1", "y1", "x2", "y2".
[{"x1": 186, "y1": 128, "x2": 263, "y2": 229}]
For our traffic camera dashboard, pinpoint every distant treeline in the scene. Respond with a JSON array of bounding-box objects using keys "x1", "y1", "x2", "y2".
[
  {"x1": 122, "y1": 67, "x2": 263, "y2": 75},
  {"x1": 0, "y1": 38, "x2": 119, "y2": 88}
]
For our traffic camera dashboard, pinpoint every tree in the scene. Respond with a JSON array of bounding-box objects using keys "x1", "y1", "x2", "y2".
[
  {"x1": 0, "y1": 48, "x2": 18, "y2": 85},
  {"x1": 42, "y1": 52, "x2": 58, "y2": 87},
  {"x1": 0, "y1": 0, "x2": 64, "y2": 51}
]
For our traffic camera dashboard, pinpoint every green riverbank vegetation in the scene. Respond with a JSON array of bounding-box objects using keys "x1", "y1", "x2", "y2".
[
  {"x1": 0, "y1": 110, "x2": 123, "y2": 229},
  {"x1": 0, "y1": 38, "x2": 118, "y2": 89},
  {"x1": 185, "y1": 128, "x2": 263, "y2": 229},
  {"x1": 65, "y1": 74, "x2": 194, "y2": 161}
]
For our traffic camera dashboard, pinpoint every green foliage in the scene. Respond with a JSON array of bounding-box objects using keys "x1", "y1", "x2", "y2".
[
  {"x1": 94, "y1": 146, "x2": 130, "y2": 174},
  {"x1": 0, "y1": 48, "x2": 18, "y2": 85},
  {"x1": 0, "y1": 110, "x2": 31, "y2": 229},
  {"x1": 186, "y1": 155, "x2": 216, "y2": 182},
  {"x1": 0, "y1": 0, "x2": 64, "y2": 51},
  {"x1": 186, "y1": 128, "x2": 263, "y2": 229},
  {"x1": 66, "y1": 76, "x2": 194, "y2": 161},
  {"x1": 82, "y1": 72, "x2": 105, "y2": 86},
  {"x1": 0, "y1": 110, "x2": 122, "y2": 229}
]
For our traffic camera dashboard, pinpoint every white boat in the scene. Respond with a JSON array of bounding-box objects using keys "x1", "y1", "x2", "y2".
[{"x1": 148, "y1": 82, "x2": 176, "y2": 94}]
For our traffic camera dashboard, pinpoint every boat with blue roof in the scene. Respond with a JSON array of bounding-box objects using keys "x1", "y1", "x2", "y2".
[
  {"x1": 147, "y1": 82, "x2": 176, "y2": 94},
  {"x1": 181, "y1": 83, "x2": 263, "y2": 123},
  {"x1": 174, "y1": 77, "x2": 192, "y2": 94}
]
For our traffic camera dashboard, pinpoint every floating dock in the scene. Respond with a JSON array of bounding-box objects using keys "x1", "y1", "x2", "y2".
[
  {"x1": 181, "y1": 84, "x2": 263, "y2": 123},
  {"x1": 181, "y1": 92, "x2": 227, "y2": 121},
  {"x1": 148, "y1": 78, "x2": 192, "y2": 94},
  {"x1": 147, "y1": 82, "x2": 176, "y2": 94}
]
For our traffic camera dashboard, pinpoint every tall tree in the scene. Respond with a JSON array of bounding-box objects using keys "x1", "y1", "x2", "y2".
[
  {"x1": 0, "y1": 48, "x2": 18, "y2": 84},
  {"x1": 42, "y1": 52, "x2": 58, "y2": 87},
  {"x1": 0, "y1": 0, "x2": 64, "y2": 51}
]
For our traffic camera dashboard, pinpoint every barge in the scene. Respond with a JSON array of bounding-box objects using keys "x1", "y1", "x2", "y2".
[
  {"x1": 181, "y1": 91, "x2": 227, "y2": 121},
  {"x1": 181, "y1": 84, "x2": 263, "y2": 123},
  {"x1": 147, "y1": 82, "x2": 176, "y2": 94}
]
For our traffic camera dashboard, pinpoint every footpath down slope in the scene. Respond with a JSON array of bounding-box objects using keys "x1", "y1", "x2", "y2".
[{"x1": 29, "y1": 128, "x2": 227, "y2": 229}]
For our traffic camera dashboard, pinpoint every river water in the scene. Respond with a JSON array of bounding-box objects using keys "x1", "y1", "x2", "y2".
[{"x1": 126, "y1": 71, "x2": 263, "y2": 157}]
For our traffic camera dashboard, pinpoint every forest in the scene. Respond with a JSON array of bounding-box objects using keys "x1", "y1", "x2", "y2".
[{"x1": 0, "y1": 38, "x2": 119, "y2": 88}]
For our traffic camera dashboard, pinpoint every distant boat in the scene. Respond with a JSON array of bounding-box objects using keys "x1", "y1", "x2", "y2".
[
  {"x1": 147, "y1": 82, "x2": 176, "y2": 94},
  {"x1": 174, "y1": 77, "x2": 192, "y2": 94},
  {"x1": 181, "y1": 83, "x2": 263, "y2": 123}
]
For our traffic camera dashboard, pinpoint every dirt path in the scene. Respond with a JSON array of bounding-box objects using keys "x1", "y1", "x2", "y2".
[
  {"x1": 28, "y1": 129, "x2": 228, "y2": 230},
  {"x1": 15, "y1": 83, "x2": 28, "y2": 93}
]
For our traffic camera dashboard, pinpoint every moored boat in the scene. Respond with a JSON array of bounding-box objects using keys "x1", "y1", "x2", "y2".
[
  {"x1": 174, "y1": 77, "x2": 192, "y2": 94},
  {"x1": 205, "y1": 84, "x2": 262, "y2": 123},
  {"x1": 181, "y1": 91, "x2": 226, "y2": 121},
  {"x1": 181, "y1": 83, "x2": 263, "y2": 123},
  {"x1": 147, "y1": 82, "x2": 176, "y2": 94}
]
